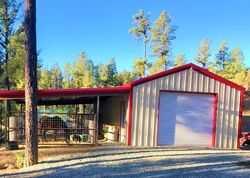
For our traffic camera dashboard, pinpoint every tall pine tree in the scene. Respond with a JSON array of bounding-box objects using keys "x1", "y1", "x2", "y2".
[
  {"x1": 129, "y1": 10, "x2": 151, "y2": 77},
  {"x1": 150, "y1": 11, "x2": 178, "y2": 74},
  {"x1": 195, "y1": 39, "x2": 212, "y2": 68}
]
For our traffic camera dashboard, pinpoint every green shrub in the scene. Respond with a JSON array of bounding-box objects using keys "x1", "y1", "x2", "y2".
[{"x1": 15, "y1": 151, "x2": 25, "y2": 168}]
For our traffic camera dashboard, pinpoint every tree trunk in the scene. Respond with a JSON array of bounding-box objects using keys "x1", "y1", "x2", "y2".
[
  {"x1": 24, "y1": 0, "x2": 38, "y2": 167},
  {"x1": 143, "y1": 36, "x2": 147, "y2": 77}
]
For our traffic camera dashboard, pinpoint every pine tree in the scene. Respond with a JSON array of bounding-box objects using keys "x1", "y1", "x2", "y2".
[
  {"x1": 230, "y1": 47, "x2": 244, "y2": 65},
  {"x1": 117, "y1": 70, "x2": 134, "y2": 85},
  {"x1": 227, "y1": 47, "x2": 246, "y2": 82},
  {"x1": 215, "y1": 41, "x2": 230, "y2": 71},
  {"x1": 95, "y1": 58, "x2": 119, "y2": 87},
  {"x1": 150, "y1": 11, "x2": 178, "y2": 73},
  {"x1": 39, "y1": 66, "x2": 51, "y2": 89},
  {"x1": 71, "y1": 52, "x2": 94, "y2": 88},
  {"x1": 132, "y1": 58, "x2": 146, "y2": 79},
  {"x1": 233, "y1": 70, "x2": 247, "y2": 88},
  {"x1": 63, "y1": 63, "x2": 72, "y2": 88},
  {"x1": 0, "y1": 0, "x2": 21, "y2": 117},
  {"x1": 107, "y1": 58, "x2": 118, "y2": 86},
  {"x1": 95, "y1": 63, "x2": 108, "y2": 87},
  {"x1": 7, "y1": 25, "x2": 25, "y2": 89},
  {"x1": 0, "y1": 0, "x2": 21, "y2": 90},
  {"x1": 50, "y1": 63, "x2": 63, "y2": 89},
  {"x1": 195, "y1": 39, "x2": 212, "y2": 68},
  {"x1": 83, "y1": 58, "x2": 94, "y2": 88},
  {"x1": 129, "y1": 10, "x2": 151, "y2": 76},
  {"x1": 174, "y1": 54, "x2": 186, "y2": 67}
]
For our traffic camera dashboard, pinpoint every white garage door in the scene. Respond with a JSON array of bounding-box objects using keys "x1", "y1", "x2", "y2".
[{"x1": 158, "y1": 92, "x2": 215, "y2": 146}]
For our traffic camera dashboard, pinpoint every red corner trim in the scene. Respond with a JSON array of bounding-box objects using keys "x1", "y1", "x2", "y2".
[
  {"x1": 127, "y1": 88, "x2": 133, "y2": 146},
  {"x1": 237, "y1": 89, "x2": 245, "y2": 148},
  {"x1": 156, "y1": 91, "x2": 161, "y2": 145},
  {"x1": 212, "y1": 94, "x2": 218, "y2": 147}
]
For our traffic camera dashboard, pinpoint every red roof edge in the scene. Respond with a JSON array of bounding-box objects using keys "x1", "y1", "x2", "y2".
[
  {"x1": 0, "y1": 90, "x2": 24, "y2": 98},
  {"x1": 191, "y1": 64, "x2": 245, "y2": 92},
  {"x1": 131, "y1": 63, "x2": 245, "y2": 92},
  {"x1": 0, "y1": 85, "x2": 131, "y2": 99}
]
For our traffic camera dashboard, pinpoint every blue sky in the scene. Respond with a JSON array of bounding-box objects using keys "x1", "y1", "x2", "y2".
[{"x1": 36, "y1": 0, "x2": 250, "y2": 71}]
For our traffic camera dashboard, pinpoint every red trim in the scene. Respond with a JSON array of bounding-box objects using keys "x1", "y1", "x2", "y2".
[
  {"x1": 212, "y1": 94, "x2": 218, "y2": 147},
  {"x1": 237, "y1": 89, "x2": 245, "y2": 148},
  {"x1": 0, "y1": 90, "x2": 24, "y2": 98},
  {"x1": 131, "y1": 63, "x2": 245, "y2": 93},
  {"x1": 127, "y1": 88, "x2": 133, "y2": 146},
  {"x1": 157, "y1": 90, "x2": 217, "y2": 147},
  {"x1": 190, "y1": 65, "x2": 245, "y2": 92},
  {"x1": 0, "y1": 86, "x2": 131, "y2": 99},
  {"x1": 156, "y1": 91, "x2": 161, "y2": 145},
  {"x1": 160, "y1": 90, "x2": 217, "y2": 96},
  {"x1": 132, "y1": 63, "x2": 191, "y2": 87}
]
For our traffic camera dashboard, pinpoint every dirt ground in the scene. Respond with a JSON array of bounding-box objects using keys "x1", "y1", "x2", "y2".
[
  {"x1": 1, "y1": 146, "x2": 250, "y2": 178},
  {"x1": 0, "y1": 143, "x2": 96, "y2": 170}
]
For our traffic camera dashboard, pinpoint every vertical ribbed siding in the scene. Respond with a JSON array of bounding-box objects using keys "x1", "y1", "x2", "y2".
[
  {"x1": 131, "y1": 69, "x2": 241, "y2": 148},
  {"x1": 122, "y1": 95, "x2": 129, "y2": 143}
]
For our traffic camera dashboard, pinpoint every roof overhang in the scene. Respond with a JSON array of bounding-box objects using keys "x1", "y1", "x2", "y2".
[{"x1": 0, "y1": 86, "x2": 131, "y2": 104}]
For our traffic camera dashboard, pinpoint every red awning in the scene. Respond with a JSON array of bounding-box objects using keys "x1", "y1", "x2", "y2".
[{"x1": 0, "y1": 85, "x2": 131, "y2": 100}]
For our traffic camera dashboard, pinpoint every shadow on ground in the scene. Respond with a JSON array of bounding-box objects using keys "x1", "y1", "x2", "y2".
[{"x1": 1, "y1": 146, "x2": 250, "y2": 178}]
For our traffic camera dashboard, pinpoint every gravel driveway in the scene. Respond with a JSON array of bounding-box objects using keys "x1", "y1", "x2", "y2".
[{"x1": 1, "y1": 146, "x2": 250, "y2": 178}]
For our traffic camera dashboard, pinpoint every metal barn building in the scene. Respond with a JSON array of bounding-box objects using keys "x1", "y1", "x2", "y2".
[
  {"x1": 127, "y1": 63, "x2": 245, "y2": 149},
  {"x1": 0, "y1": 63, "x2": 245, "y2": 149}
]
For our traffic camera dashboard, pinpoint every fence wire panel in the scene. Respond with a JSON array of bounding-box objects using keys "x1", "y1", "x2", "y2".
[{"x1": 9, "y1": 112, "x2": 96, "y2": 145}]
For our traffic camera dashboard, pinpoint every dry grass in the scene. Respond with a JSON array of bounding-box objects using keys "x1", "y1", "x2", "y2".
[
  {"x1": 0, "y1": 144, "x2": 95, "y2": 170},
  {"x1": 0, "y1": 149, "x2": 16, "y2": 170}
]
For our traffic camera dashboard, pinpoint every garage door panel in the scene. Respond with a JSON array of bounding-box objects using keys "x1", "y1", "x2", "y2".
[{"x1": 158, "y1": 92, "x2": 214, "y2": 146}]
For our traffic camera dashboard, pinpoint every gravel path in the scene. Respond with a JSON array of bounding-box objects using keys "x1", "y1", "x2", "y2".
[{"x1": 1, "y1": 146, "x2": 250, "y2": 177}]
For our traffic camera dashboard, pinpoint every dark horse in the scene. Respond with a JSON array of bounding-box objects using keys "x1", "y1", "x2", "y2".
[{"x1": 39, "y1": 116, "x2": 70, "y2": 142}]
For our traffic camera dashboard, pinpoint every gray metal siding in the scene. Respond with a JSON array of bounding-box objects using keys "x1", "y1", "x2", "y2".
[{"x1": 131, "y1": 69, "x2": 241, "y2": 148}]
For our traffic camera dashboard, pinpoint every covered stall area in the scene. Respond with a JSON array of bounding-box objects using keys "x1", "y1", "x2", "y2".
[{"x1": 0, "y1": 86, "x2": 130, "y2": 148}]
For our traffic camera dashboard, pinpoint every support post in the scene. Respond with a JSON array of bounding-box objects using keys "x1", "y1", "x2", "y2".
[{"x1": 95, "y1": 96, "x2": 100, "y2": 146}]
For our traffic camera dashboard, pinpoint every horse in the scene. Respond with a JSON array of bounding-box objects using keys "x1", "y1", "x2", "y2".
[{"x1": 39, "y1": 116, "x2": 70, "y2": 142}]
